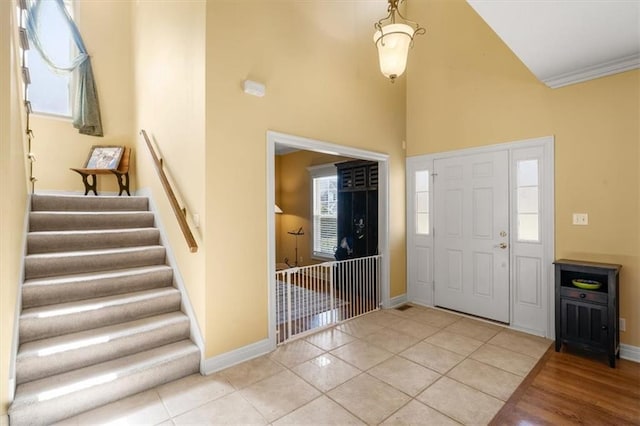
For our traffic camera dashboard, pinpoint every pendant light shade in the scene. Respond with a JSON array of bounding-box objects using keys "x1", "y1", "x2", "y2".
[
  {"x1": 373, "y1": 23, "x2": 415, "y2": 81},
  {"x1": 373, "y1": 0, "x2": 425, "y2": 82}
]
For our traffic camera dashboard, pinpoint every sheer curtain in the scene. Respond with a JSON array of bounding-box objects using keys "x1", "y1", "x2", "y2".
[{"x1": 26, "y1": 0, "x2": 103, "y2": 136}]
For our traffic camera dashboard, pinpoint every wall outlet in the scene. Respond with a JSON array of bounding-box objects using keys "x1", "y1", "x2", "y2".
[
  {"x1": 192, "y1": 213, "x2": 200, "y2": 228},
  {"x1": 620, "y1": 318, "x2": 626, "y2": 331},
  {"x1": 572, "y1": 213, "x2": 588, "y2": 225}
]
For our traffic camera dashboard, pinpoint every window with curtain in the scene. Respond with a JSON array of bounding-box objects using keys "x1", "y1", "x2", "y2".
[
  {"x1": 310, "y1": 165, "x2": 338, "y2": 259},
  {"x1": 26, "y1": 0, "x2": 103, "y2": 136},
  {"x1": 27, "y1": 0, "x2": 73, "y2": 117}
]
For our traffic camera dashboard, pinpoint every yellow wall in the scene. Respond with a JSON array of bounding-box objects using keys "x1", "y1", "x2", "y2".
[
  {"x1": 0, "y1": 0, "x2": 30, "y2": 416},
  {"x1": 132, "y1": 0, "x2": 207, "y2": 338},
  {"x1": 205, "y1": 0, "x2": 407, "y2": 357},
  {"x1": 406, "y1": 0, "x2": 640, "y2": 346},
  {"x1": 6, "y1": 1, "x2": 636, "y2": 401},
  {"x1": 30, "y1": 0, "x2": 135, "y2": 194},
  {"x1": 276, "y1": 151, "x2": 350, "y2": 267}
]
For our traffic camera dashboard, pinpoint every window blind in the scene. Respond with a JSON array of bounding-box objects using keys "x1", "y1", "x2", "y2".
[{"x1": 312, "y1": 175, "x2": 337, "y2": 257}]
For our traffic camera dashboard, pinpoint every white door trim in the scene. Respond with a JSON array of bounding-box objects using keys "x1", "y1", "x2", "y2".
[
  {"x1": 266, "y1": 131, "x2": 391, "y2": 347},
  {"x1": 406, "y1": 136, "x2": 555, "y2": 338}
]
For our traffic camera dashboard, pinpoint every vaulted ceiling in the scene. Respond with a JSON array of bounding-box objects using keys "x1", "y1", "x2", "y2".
[{"x1": 467, "y1": 0, "x2": 640, "y2": 88}]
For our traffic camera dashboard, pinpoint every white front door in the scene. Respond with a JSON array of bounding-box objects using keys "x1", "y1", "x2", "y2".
[{"x1": 433, "y1": 151, "x2": 510, "y2": 322}]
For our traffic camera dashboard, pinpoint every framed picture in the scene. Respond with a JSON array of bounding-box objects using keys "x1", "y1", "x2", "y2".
[{"x1": 84, "y1": 145, "x2": 124, "y2": 170}]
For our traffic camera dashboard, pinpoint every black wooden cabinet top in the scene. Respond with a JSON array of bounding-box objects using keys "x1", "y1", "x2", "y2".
[{"x1": 554, "y1": 259, "x2": 621, "y2": 273}]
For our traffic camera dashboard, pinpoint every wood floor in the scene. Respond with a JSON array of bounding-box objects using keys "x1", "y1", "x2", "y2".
[
  {"x1": 491, "y1": 345, "x2": 640, "y2": 425},
  {"x1": 276, "y1": 279, "x2": 378, "y2": 344}
]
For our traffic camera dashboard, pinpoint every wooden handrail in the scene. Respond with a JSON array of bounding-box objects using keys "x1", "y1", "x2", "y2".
[{"x1": 140, "y1": 129, "x2": 198, "y2": 253}]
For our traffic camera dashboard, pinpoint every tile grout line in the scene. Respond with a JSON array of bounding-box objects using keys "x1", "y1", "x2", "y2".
[
  {"x1": 266, "y1": 314, "x2": 495, "y2": 424},
  {"x1": 151, "y1": 306, "x2": 550, "y2": 425},
  {"x1": 315, "y1": 309, "x2": 546, "y2": 423}
]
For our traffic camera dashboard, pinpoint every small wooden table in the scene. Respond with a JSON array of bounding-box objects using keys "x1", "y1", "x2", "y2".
[{"x1": 71, "y1": 147, "x2": 131, "y2": 196}]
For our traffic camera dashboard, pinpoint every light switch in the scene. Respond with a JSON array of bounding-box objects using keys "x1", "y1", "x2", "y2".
[{"x1": 572, "y1": 213, "x2": 588, "y2": 225}]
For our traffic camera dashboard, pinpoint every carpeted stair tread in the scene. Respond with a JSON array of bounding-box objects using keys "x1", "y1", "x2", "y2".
[
  {"x1": 27, "y1": 228, "x2": 161, "y2": 254},
  {"x1": 31, "y1": 194, "x2": 149, "y2": 212},
  {"x1": 29, "y1": 211, "x2": 155, "y2": 232},
  {"x1": 8, "y1": 340, "x2": 200, "y2": 426},
  {"x1": 16, "y1": 312, "x2": 191, "y2": 384},
  {"x1": 22, "y1": 265, "x2": 173, "y2": 308},
  {"x1": 24, "y1": 245, "x2": 166, "y2": 279},
  {"x1": 19, "y1": 287, "x2": 182, "y2": 343},
  {"x1": 10, "y1": 194, "x2": 201, "y2": 425}
]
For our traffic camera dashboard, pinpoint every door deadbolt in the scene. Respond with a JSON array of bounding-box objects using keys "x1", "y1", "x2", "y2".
[{"x1": 499, "y1": 231, "x2": 507, "y2": 237}]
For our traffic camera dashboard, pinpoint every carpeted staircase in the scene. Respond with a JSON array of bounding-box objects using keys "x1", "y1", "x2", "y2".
[{"x1": 8, "y1": 194, "x2": 200, "y2": 426}]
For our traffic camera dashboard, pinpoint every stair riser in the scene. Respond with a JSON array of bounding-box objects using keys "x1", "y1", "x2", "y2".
[
  {"x1": 27, "y1": 229, "x2": 161, "y2": 254},
  {"x1": 32, "y1": 195, "x2": 149, "y2": 212},
  {"x1": 20, "y1": 292, "x2": 182, "y2": 343},
  {"x1": 17, "y1": 318, "x2": 190, "y2": 384},
  {"x1": 11, "y1": 195, "x2": 201, "y2": 426},
  {"x1": 25, "y1": 247, "x2": 166, "y2": 280},
  {"x1": 9, "y1": 348, "x2": 200, "y2": 426},
  {"x1": 22, "y1": 268, "x2": 173, "y2": 308},
  {"x1": 29, "y1": 212, "x2": 155, "y2": 232}
]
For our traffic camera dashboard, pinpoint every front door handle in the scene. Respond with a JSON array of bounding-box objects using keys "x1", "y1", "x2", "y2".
[{"x1": 495, "y1": 243, "x2": 508, "y2": 249}]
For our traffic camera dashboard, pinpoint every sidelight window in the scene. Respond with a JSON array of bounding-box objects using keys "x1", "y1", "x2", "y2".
[
  {"x1": 516, "y1": 159, "x2": 540, "y2": 242},
  {"x1": 415, "y1": 170, "x2": 430, "y2": 235}
]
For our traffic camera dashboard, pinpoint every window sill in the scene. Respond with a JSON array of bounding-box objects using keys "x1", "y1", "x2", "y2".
[
  {"x1": 312, "y1": 254, "x2": 335, "y2": 262},
  {"x1": 31, "y1": 111, "x2": 72, "y2": 121}
]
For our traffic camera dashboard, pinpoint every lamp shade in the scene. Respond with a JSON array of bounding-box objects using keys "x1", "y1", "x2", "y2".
[{"x1": 373, "y1": 23, "x2": 415, "y2": 81}]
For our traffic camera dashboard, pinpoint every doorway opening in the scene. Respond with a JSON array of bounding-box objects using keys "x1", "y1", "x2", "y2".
[{"x1": 267, "y1": 131, "x2": 390, "y2": 344}]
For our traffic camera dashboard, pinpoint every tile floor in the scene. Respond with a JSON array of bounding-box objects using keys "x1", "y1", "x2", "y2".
[{"x1": 56, "y1": 305, "x2": 552, "y2": 425}]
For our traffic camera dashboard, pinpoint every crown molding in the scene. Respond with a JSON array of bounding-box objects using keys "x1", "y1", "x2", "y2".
[{"x1": 542, "y1": 53, "x2": 640, "y2": 89}]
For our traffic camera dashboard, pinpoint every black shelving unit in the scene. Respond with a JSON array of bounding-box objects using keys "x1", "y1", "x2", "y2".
[
  {"x1": 554, "y1": 259, "x2": 621, "y2": 367},
  {"x1": 335, "y1": 160, "x2": 378, "y2": 259},
  {"x1": 333, "y1": 160, "x2": 378, "y2": 300}
]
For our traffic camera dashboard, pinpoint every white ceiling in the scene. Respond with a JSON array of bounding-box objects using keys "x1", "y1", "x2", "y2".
[{"x1": 466, "y1": 0, "x2": 640, "y2": 88}]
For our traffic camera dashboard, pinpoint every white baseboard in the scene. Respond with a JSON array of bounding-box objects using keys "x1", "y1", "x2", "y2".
[
  {"x1": 386, "y1": 294, "x2": 408, "y2": 309},
  {"x1": 203, "y1": 338, "x2": 275, "y2": 375},
  {"x1": 136, "y1": 187, "x2": 206, "y2": 371},
  {"x1": 620, "y1": 343, "x2": 640, "y2": 363}
]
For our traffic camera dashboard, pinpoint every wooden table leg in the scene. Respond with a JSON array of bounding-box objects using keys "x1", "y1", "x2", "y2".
[
  {"x1": 71, "y1": 169, "x2": 98, "y2": 195},
  {"x1": 112, "y1": 171, "x2": 130, "y2": 196}
]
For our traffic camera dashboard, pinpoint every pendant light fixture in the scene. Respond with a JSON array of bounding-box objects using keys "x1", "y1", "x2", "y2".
[{"x1": 373, "y1": 0, "x2": 425, "y2": 82}]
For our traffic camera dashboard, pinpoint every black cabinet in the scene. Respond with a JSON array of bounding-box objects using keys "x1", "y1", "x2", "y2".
[
  {"x1": 554, "y1": 259, "x2": 621, "y2": 367},
  {"x1": 335, "y1": 160, "x2": 378, "y2": 259}
]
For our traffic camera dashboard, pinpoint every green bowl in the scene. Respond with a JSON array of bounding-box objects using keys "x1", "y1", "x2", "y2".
[{"x1": 572, "y1": 279, "x2": 602, "y2": 290}]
